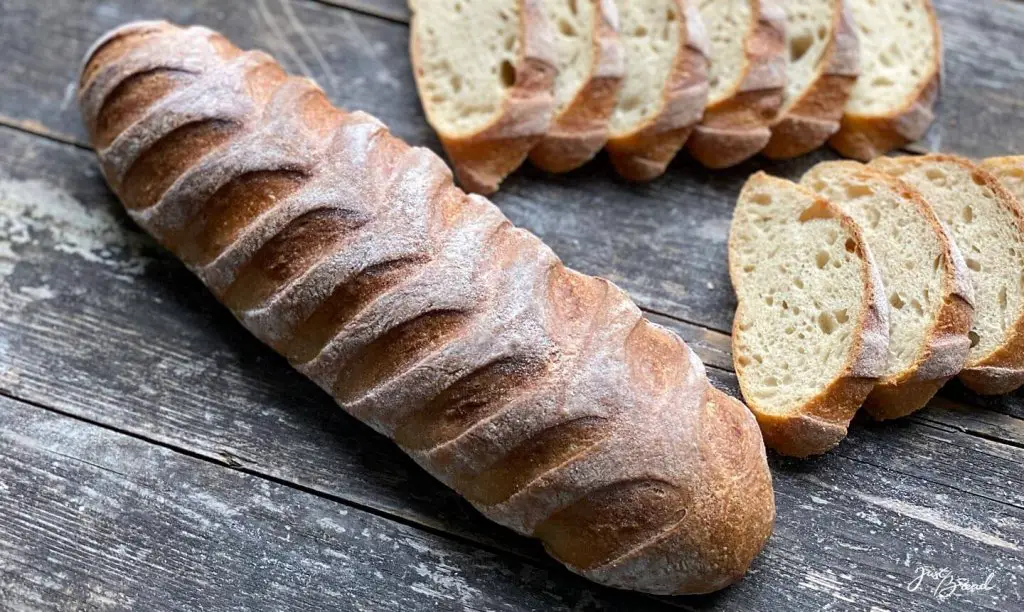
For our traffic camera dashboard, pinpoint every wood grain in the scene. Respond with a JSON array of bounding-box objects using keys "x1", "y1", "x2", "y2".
[
  {"x1": 2, "y1": 0, "x2": 1024, "y2": 333},
  {"x1": 2, "y1": 124, "x2": 1023, "y2": 610}
]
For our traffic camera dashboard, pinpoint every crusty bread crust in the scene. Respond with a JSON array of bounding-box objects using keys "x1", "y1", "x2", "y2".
[
  {"x1": 829, "y1": 0, "x2": 942, "y2": 160},
  {"x1": 802, "y1": 162, "x2": 974, "y2": 420},
  {"x1": 761, "y1": 0, "x2": 860, "y2": 160},
  {"x1": 529, "y1": 0, "x2": 625, "y2": 173},
  {"x1": 687, "y1": 0, "x2": 787, "y2": 169},
  {"x1": 79, "y1": 20, "x2": 774, "y2": 595},
  {"x1": 729, "y1": 174, "x2": 889, "y2": 457},
  {"x1": 871, "y1": 154, "x2": 1024, "y2": 395},
  {"x1": 409, "y1": 0, "x2": 557, "y2": 194},
  {"x1": 606, "y1": 0, "x2": 710, "y2": 181}
]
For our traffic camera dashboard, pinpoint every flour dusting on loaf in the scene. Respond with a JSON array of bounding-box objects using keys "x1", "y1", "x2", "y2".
[{"x1": 78, "y1": 21, "x2": 774, "y2": 595}]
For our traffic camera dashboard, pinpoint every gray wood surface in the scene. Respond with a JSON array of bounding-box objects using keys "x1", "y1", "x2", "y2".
[{"x1": 0, "y1": 0, "x2": 1023, "y2": 609}]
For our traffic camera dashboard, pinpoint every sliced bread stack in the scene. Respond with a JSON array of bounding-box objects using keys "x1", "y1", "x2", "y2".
[
  {"x1": 801, "y1": 162, "x2": 974, "y2": 419},
  {"x1": 729, "y1": 172, "x2": 889, "y2": 456},
  {"x1": 872, "y1": 155, "x2": 1024, "y2": 394}
]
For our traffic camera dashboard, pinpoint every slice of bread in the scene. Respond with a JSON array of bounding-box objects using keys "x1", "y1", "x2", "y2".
[
  {"x1": 761, "y1": 0, "x2": 859, "y2": 160},
  {"x1": 829, "y1": 0, "x2": 941, "y2": 160},
  {"x1": 802, "y1": 161, "x2": 974, "y2": 419},
  {"x1": 410, "y1": 0, "x2": 557, "y2": 194},
  {"x1": 605, "y1": 0, "x2": 709, "y2": 181},
  {"x1": 529, "y1": 0, "x2": 625, "y2": 173},
  {"x1": 872, "y1": 155, "x2": 1024, "y2": 395},
  {"x1": 687, "y1": 0, "x2": 787, "y2": 169},
  {"x1": 729, "y1": 173, "x2": 889, "y2": 456}
]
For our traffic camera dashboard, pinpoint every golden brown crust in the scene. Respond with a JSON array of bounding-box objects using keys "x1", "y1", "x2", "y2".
[
  {"x1": 762, "y1": 0, "x2": 860, "y2": 160},
  {"x1": 79, "y1": 20, "x2": 774, "y2": 595},
  {"x1": 409, "y1": 0, "x2": 557, "y2": 194},
  {"x1": 529, "y1": 0, "x2": 624, "y2": 173},
  {"x1": 729, "y1": 174, "x2": 888, "y2": 457},
  {"x1": 606, "y1": 0, "x2": 710, "y2": 181},
  {"x1": 829, "y1": 0, "x2": 942, "y2": 160},
  {"x1": 687, "y1": 0, "x2": 787, "y2": 169}
]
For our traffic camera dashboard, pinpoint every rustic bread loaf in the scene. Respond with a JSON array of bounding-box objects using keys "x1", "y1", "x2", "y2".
[
  {"x1": 687, "y1": 0, "x2": 787, "y2": 169},
  {"x1": 761, "y1": 0, "x2": 859, "y2": 160},
  {"x1": 529, "y1": 0, "x2": 625, "y2": 173},
  {"x1": 78, "y1": 20, "x2": 774, "y2": 595},
  {"x1": 729, "y1": 172, "x2": 889, "y2": 456},
  {"x1": 605, "y1": 0, "x2": 709, "y2": 180},
  {"x1": 408, "y1": 0, "x2": 556, "y2": 194},
  {"x1": 801, "y1": 161, "x2": 973, "y2": 419},
  {"x1": 872, "y1": 155, "x2": 1024, "y2": 395},
  {"x1": 829, "y1": 0, "x2": 941, "y2": 160}
]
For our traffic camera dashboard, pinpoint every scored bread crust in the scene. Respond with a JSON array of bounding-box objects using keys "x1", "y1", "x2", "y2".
[
  {"x1": 529, "y1": 0, "x2": 625, "y2": 173},
  {"x1": 79, "y1": 21, "x2": 774, "y2": 595},
  {"x1": 829, "y1": 0, "x2": 942, "y2": 161},
  {"x1": 409, "y1": 0, "x2": 557, "y2": 194},
  {"x1": 761, "y1": 0, "x2": 860, "y2": 160},
  {"x1": 871, "y1": 154, "x2": 1024, "y2": 395},
  {"x1": 605, "y1": 0, "x2": 710, "y2": 181},
  {"x1": 729, "y1": 174, "x2": 889, "y2": 457},
  {"x1": 687, "y1": 0, "x2": 787, "y2": 169},
  {"x1": 802, "y1": 162, "x2": 975, "y2": 420}
]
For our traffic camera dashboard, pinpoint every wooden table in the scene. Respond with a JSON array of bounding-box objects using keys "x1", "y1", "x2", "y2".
[{"x1": 0, "y1": 0, "x2": 1022, "y2": 609}]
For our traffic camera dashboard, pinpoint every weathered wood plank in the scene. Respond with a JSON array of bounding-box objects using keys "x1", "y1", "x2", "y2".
[
  {"x1": 3, "y1": 0, "x2": 1024, "y2": 333},
  {"x1": 2, "y1": 125, "x2": 1024, "y2": 610},
  {"x1": 0, "y1": 394, "x2": 672, "y2": 611}
]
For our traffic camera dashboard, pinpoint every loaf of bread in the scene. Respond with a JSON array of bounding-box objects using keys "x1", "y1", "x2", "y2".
[
  {"x1": 78, "y1": 21, "x2": 774, "y2": 595},
  {"x1": 409, "y1": 0, "x2": 556, "y2": 194},
  {"x1": 687, "y1": 0, "x2": 787, "y2": 169}
]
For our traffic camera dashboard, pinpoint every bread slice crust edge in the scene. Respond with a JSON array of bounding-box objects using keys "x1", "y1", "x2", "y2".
[
  {"x1": 529, "y1": 0, "x2": 625, "y2": 173},
  {"x1": 687, "y1": 0, "x2": 787, "y2": 169},
  {"x1": 828, "y1": 0, "x2": 942, "y2": 161},
  {"x1": 410, "y1": 0, "x2": 557, "y2": 194},
  {"x1": 761, "y1": 0, "x2": 860, "y2": 160},
  {"x1": 729, "y1": 173, "x2": 889, "y2": 457},
  {"x1": 605, "y1": 0, "x2": 710, "y2": 181}
]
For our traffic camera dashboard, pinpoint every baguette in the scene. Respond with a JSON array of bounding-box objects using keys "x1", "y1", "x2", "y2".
[
  {"x1": 408, "y1": 0, "x2": 556, "y2": 194},
  {"x1": 529, "y1": 0, "x2": 625, "y2": 173},
  {"x1": 687, "y1": 0, "x2": 787, "y2": 169},
  {"x1": 78, "y1": 21, "x2": 774, "y2": 595}
]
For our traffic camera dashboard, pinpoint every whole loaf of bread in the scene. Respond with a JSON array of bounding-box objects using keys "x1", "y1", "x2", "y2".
[{"x1": 77, "y1": 21, "x2": 774, "y2": 595}]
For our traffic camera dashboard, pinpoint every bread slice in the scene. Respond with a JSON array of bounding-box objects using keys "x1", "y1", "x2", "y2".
[
  {"x1": 605, "y1": 0, "x2": 709, "y2": 181},
  {"x1": 761, "y1": 0, "x2": 859, "y2": 160},
  {"x1": 872, "y1": 155, "x2": 1024, "y2": 395},
  {"x1": 801, "y1": 161, "x2": 974, "y2": 419},
  {"x1": 829, "y1": 0, "x2": 941, "y2": 160},
  {"x1": 686, "y1": 0, "x2": 787, "y2": 169},
  {"x1": 729, "y1": 173, "x2": 889, "y2": 456},
  {"x1": 409, "y1": 0, "x2": 557, "y2": 194},
  {"x1": 528, "y1": 0, "x2": 625, "y2": 173}
]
